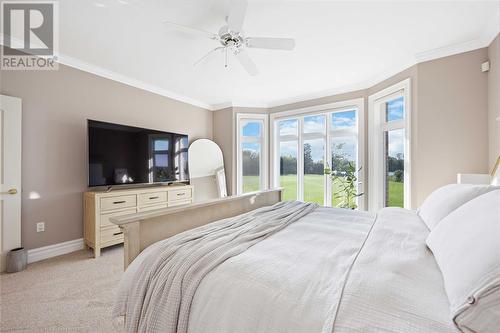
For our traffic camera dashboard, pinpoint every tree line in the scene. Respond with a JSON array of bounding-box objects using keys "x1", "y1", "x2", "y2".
[{"x1": 244, "y1": 144, "x2": 404, "y2": 182}]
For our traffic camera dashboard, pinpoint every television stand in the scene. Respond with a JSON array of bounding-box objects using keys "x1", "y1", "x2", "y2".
[{"x1": 83, "y1": 184, "x2": 194, "y2": 257}]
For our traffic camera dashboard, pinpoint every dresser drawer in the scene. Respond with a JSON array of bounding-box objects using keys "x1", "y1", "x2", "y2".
[
  {"x1": 138, "y1": 191, "x2": 167, "y2": 206},
  {"x1": 100, "y1": 225, "x2": 124, "y2": 244},
  {"x1": 101, "y1": 195, "x2": 136, "y2": 211},
  {"x1": 100, "y1": 208, "x2": 136, "y2": 228},
  {"x1": 168, "y1": 199, "x2": 191, "y2": 207},
  {"x1": 137, "y1": 203, "x2": 168, "y2": 212},
  {"x1": 168, "y1": 188, "x2": 192, "y2": 201}
]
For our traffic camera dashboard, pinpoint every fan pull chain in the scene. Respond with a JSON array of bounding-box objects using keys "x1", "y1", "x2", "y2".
[{"x1": 224, "y1": 47, "x2": 228, "y2": 68}]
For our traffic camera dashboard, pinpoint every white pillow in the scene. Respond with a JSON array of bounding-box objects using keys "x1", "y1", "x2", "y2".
[
  {"x1": 418, "y1": 184, "x2": 498, "y2": 230},
  {"x1": 426, "y1": 190, "x2": 500, "y2": 333}
]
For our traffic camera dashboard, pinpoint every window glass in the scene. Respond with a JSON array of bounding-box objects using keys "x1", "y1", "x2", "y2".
[
  {"x1": 303, "y1": 139, "x2": 325, "y2": 205},
  {"x1": 153, "y1": 153, "x2": 169, "y2": 182},
  {"x1": 385, "y1": 96, "x2": 404, "y2": 122},
  {"x1": 278, "y1": 119, "x2": 298, "y2": 136},
  {"x1": 242, "y1": 122, "x2": 261, "y2": 137},
  {"x1": 331, "y1": 110, "x2": 356, "y2": 130},
  {"x1": 384, "y1": 128, "x2": 404, "y2": 207},
  {"x1": 242, "y1": 142, "x2": 261, "y2": 193},
  {"x1": 331, "y1": 136, "x2": 357, "y2": 207},
  {"x1": 279, "y1": 141, "x2": 297, "y2": 200},
  {"x1": 154, "y1": 139, "x2": 169, "y2": 151},
  {"x1": 154, "y1": 154, "x2": 168, "y2": 167},
  {"x1": 303, "y1": 115, "x2": 326, "y2": 134},
  {"x1": 176, "y1": 136, "x2": 189, "y2": 150},
  {"x1": 273, "y1": 108, "x2": 362, "y2": 208}
]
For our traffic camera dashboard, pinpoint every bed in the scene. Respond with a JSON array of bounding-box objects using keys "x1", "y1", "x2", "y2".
[{"x1": 111, "y1": 187, "x2": 499, "y2": 333}]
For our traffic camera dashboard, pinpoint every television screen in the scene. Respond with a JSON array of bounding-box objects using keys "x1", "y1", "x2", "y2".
[{"x1": 87, "y1": 120, "x2": 189, "y2": 187}]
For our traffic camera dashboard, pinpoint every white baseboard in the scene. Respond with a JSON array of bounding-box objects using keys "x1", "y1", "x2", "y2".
[{"x1": 27, "y1": 238, "x2": 84, "y2": 264}]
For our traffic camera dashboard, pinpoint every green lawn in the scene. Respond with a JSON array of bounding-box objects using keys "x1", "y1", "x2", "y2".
[
  {"x1": 243, "y1": 174, "x2": 404, "y2": 208},
  {"x1": 387, "y1": 180, "x2": 404, "y2": 207}
]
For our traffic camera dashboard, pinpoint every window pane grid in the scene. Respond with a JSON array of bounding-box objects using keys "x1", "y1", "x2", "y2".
[
  {"x1": 238, "y1": 117, "x2": 267, "y2": 195},
  {"x1": 303, "y1": 138, "x2": 325, "y2": 205},
  {"x1": 274, "y1": 108, "x2": 360, "y2": 207},
  {"x1": 381, "y1": 95, "x2": 405, "y2": 208},
  {"x1": 279, "y1": 141, "x2": 298, "y2": 201}
]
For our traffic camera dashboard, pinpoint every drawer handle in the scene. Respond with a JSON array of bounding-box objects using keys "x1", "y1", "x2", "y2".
[
  {"x1": 113, "y1": 200, "x2": 126, "y2": 204},
  {"x1": 113, "y1": 232, "x2": 123, "y2": 236},
  {"x1": 176, "y1": 193, "x2": 185, "y2": 196},
  {"x1": 149, "y1": 196, "x2": 160, "y2": 200}
]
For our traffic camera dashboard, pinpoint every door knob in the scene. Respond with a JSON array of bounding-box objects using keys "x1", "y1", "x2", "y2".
[{"x1": 2, "y1": 188, "x2": 18, "y2": 195}]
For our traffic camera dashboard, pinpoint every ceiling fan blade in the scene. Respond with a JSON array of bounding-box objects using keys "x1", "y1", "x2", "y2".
[
  {"x1": 246, "y1": 37, "x2": 296, "y2": 50},
  {"x1": 163, "y1": 20, "x2": 218, "y2": 40},
  {"x1": 227, "y1": 0, "x2": 247, "y2": 33},
  {"x1": 194, "y1": 47, "x2": 225, "y2": 67},
  {"x1": 234, "y1": 48, "x2": 258, "y2": 76}
]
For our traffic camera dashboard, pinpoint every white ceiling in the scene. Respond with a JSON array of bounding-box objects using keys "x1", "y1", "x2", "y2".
[{"x1": 57, "y1": 0, "x2": 499, "y2": 110}]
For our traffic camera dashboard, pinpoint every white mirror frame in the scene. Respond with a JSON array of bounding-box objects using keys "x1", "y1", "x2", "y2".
[
  {"x1": 491, "y1": 156, "x2": 500, "y2": 186},
  {"x1": 188, "y1": 139, "x2": 225, "y2": 178}
]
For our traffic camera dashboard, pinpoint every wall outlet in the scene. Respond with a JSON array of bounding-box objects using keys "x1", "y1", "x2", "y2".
[{"x1": 36, "y1": 222, "x2": 45, "y2": 233}]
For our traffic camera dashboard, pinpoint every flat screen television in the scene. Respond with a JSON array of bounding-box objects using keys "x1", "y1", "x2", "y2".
[{"x1": 87, "y1": 120, "x2": 189, "y2": 187}]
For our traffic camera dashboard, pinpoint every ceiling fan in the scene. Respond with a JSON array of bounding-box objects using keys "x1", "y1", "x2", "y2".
[{"x1": 163, "y1": 0, "x2": 296, "y2": 76}]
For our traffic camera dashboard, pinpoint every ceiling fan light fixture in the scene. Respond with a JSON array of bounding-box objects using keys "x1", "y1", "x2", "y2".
[{"x1": 162, "y1": 0, "x2": 295, "y2": 75}]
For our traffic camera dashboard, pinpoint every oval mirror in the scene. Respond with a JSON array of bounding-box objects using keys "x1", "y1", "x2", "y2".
[{"x1": 188, "y1": 139, "x2": 227, "y2": 202}]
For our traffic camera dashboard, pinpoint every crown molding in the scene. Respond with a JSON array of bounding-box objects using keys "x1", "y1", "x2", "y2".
[
  {"x1": 415, "y1": 10, "x2": 498, "y2": 63},
  {"x1": 210, "y1": 101, "x2": 270, "y2": 111},
  {"x1": 265, "y1": 60, "x2": 412, "y2": 109},
  {"x1": 267, "y1": 25, "x2": 499, "y2": 109},
  {"x1": 414, "y1": 38, "x2": 487, "y2": 63},
  {"x1": 210, "y1": 102, "x2": 235, "y2": 111},
  {"x1": 3, "y1": 15, "x2": 499, "y2": 112},
  {"x1": 56, "y1": 54, "x2": 214, "y2": 110},
  {"x1": 0, "y1": 34, "x2": 213, "y2": 110}
]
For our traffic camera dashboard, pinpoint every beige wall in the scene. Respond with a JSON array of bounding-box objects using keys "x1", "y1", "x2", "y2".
[
  {"x1": 488, "y1": 34, "x2": 500, "y2": 169},
  {"x1": 212, "y1": 107, "x2": 234, "y2": 195},
  {"x1": 415, "y1": 48, "x2": 489, "y2": 205},
  {"x1": 269, "y1": 90, "x2": 366, "y2": 114},
  {"x1": 1, "y1": 64, "x2": 213, "y2": 250}
]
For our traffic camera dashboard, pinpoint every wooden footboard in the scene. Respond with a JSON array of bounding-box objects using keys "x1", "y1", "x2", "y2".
[{"x1": 111, "y1": 189, "x2": 283, "y2": 269}]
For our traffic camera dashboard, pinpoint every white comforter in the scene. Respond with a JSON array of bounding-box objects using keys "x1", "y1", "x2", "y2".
[{"x1": 117, "y1": 205, "x2": 458, "y2": 333}]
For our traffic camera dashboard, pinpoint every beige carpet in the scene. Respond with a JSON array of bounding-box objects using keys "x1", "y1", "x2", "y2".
[{"x1": 1, "y1": 245, "x2": 125, "y2": 332}]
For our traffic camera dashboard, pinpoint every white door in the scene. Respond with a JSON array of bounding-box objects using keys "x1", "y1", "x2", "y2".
[{"x1": 0, "y1": 95, "x2": 22, "y2": 272}]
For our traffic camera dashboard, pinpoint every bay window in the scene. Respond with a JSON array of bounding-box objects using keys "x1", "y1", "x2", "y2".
[
  {"x1": 236, "y1": 113, "x2": 268, "y2": 194},
  {"x1": 368, "y1": 79, "x2": 411, "y2": 210},
  {"x1": 271, "y1": 99, "x2": 364, "y2": 208}
]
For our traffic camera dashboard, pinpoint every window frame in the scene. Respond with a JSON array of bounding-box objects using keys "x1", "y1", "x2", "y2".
[
  {"x1": 270, "y1": 98, "x2": 365, "y2": 208},
  {"x1": 368, "y1": 78, "x2": 412, "y2": 211},
  {"x1": 236, "y1": 113, "x2": 269, "y2": 195}
]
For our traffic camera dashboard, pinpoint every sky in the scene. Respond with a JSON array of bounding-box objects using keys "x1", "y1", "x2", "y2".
[
  {"x1": 386, "y1": 96, "x2": 405, "y2": 158},
  {"x1": 304, "y1": 115, "x2": 325, "y2": 133},
  {"x1": 242, "y1": 142, "x2": 261, "y2": 153},
  {"x1": 279, "y1": 119, "x2": 298, "y2": 136},
  {"x1": 278, "y1": 111, "x2": 357, "y2": 163},
  {"x1": 332, "y1": 111, "x2": 356, "y2": 129},
  {"x1": 154, "y1": 139, "x2": 169, "y2": 151},
  {"x1": 388, "y1": 129, "x2": 404, "y2": 158},
  {"x1": 243, "y1": 101, "x2": 404, "y2": 165},
  {"x1": 386, "y1": 96, "x2": 404, "y2": 122},
  {"x1": 242, "y1": 122, "x2": 261, "y2": 137}
]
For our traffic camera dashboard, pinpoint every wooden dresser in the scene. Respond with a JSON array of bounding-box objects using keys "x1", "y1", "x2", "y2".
[{"x1": 83, "y1": 185, "x2": 194, "y2": 257}]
